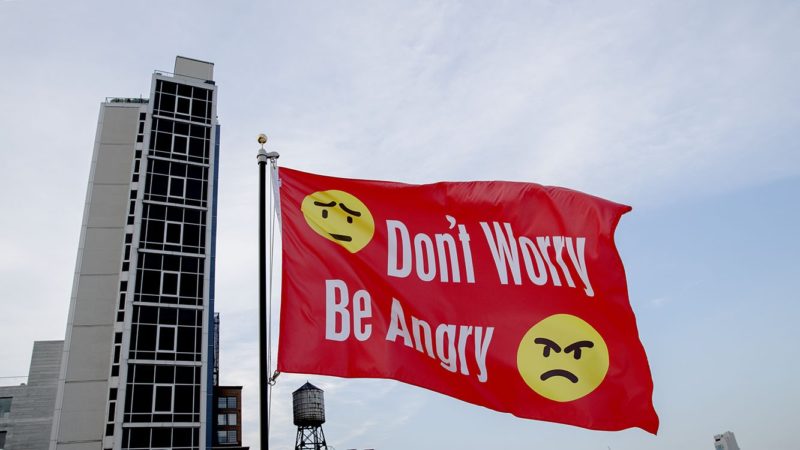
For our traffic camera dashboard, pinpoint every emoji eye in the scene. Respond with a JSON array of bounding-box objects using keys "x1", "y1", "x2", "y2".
[
  {"x1": 322, "y1": 209, "x2": 328, "y2": 219},
  {"x1": 347, "y1": 216, "x2": 353, "y2": 224},
  {"x1": 534, "y1": 337, "x2": 561, "y2": 358},
  {"x1": 563, "y1": 340, "x2": 594, "y2": 360}
]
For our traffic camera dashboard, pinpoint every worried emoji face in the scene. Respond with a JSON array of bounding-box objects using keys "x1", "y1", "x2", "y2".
[
  {"x1": 301, "y1": 190, "x2": 375, "y2": 253},
  {"x1": 517, "y1": 314, "x2": 609, "y2": 402}
]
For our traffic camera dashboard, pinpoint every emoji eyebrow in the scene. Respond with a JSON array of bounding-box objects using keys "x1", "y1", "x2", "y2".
[
  {"x1": 314, "y1": 201, "x2": 336, "y2": 207},
  {"x1": 534, "y1": 338, "x2": 561, "y2": 352},
  {"x1": 564, "y1": 341, "x2": 594, "y2": 353},
  {"x1": 564, "y1": 340, "x2": 594, "y2": 359},
  {"x1": 338, "y1": 203, "x2": 361, "y2": 216}
]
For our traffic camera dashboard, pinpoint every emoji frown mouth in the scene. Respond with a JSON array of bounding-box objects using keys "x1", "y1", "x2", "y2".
[
  {"x1": 329, "y1": 233, "x2": 353, "y2": 242},
  {"x1": 540, "y1": 369, "x2": 579, "y2": 383}
]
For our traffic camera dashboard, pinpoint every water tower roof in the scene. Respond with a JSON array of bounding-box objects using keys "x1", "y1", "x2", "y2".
[{"x1": 294, "y1": 381, "x2": 322, "y2": 393}]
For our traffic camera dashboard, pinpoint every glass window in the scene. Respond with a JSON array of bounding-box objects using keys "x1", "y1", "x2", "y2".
[
  {"x1": 217, "y1": 430, "x2": 227, "y2": 444},
  {"x1": 0, "y1": 430, "x2": 6, "y2": 450},
  {"x1": 157, "y1": 325, "x2": 176, "y2": 351},
  {"x1": 217, "y1": 397, "x2": 226, "y2": 409},
  {"x1": 0, "y1": 397, "x2": 11, "y2": 418},
  {"x1": 168, "y1": 176, "x2": 186, "y2": 198},
  {"x1": 160, "y1": 271, "x2": 180, "y2": 296},
  {"x1": 164, "y1": 221, "x2": 182, "y2": 244},
  {"x1": 173, "y1": 134, "x2": 189, "y2": 154},
  {"x1": 218, "y1": 413, "x2": 227, "y2": 425},
  {"x1": 227, "y1": 430, "x2": 237, "y2": 443},
  {"x1": 153, "y1": 385, "x2": 173, "y2": 412},
  {"x1": 227, "y1": 413, "x2": 237, "y2": 426}
]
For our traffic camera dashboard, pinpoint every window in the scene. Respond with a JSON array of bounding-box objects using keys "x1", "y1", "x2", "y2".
[
  {"x1": 172, "y1": 134, "x2": 189, "y2": 154},
  {"x1": 217, "y1": 430, "x2": 237, "y2": 444},
  {"x1": 168, "y1": 176, "x2": 186, "y2": 198},
  {"x1": 153, "y1": 385, "x2": 174, "y2": 412},
  {"x1": 160, "y1": 271, "x2": 180, "y2": 296},
  {"x1": 0, "y1": 431, "x2": 6, "y2": 450},
  {"x1": 157, "y1": 325, "x2": 176, "y2": 351},
  {"x1": 164, "y1": 221, "x2": 183, "y2": 244},
  {"x1": 0, "y1": 397, "x2": 10, "y2": 418},
  {"x1": 217, "y1": 396, "x2": 237, "y2": 409},
  {"x1": 218, "y1": 413, "x2": 237, "y2": 426},
  {"x1": 176, "y1": 95, "x2": 191, "y2": 115}
]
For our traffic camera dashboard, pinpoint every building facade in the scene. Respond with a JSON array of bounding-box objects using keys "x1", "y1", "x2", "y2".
[
  {"x1": 0, "y1": 341, "x2": 63, "y2": 450},
  {"x1": 50, "y1": 56, "x2": 220, "y2": 450},
  {"x1": 713, "y1": 431, "x2": 741, "y2": 450},
  {"x1": 212, "y1": 386, "x2": 245, "y2": 450}
]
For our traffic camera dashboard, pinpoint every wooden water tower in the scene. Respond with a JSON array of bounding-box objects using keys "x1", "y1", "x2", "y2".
[{"x1": 293, "y1": 382, "x2": 328, "y2": 450}]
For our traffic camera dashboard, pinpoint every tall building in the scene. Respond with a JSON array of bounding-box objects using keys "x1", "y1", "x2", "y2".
[
  {"x1": 50, "y1": 56, "x2": 220, "y2": 450},
  {"x1": 714, "y1": 431, "x2": 741, "y2": 450},
  {"x1": 0, "y1": 341, "x2": 63, "y2": 450}
]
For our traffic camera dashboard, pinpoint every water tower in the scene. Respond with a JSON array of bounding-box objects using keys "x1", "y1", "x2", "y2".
[{"x1": 293, "y1": 382, "x2": 328, "y2": 450}]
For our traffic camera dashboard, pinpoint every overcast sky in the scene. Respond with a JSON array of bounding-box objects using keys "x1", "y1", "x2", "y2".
[{"x1": 1, "y1": 1, "x2": 799, "y2": 449}]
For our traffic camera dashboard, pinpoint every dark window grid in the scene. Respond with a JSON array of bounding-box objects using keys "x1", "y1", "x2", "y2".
[
  {"x1": 140, "y1": 220, "x2": 206, "y2": 255},
  {"x1": 152, "y1": 96, "x2": 213, "y2": 124},
  {"x1": 143, "y1": 181, "x2": 209, "y2": 209},
  {"x1": 134, "y1": 251, "x2": 205, "y2": 275},
  {"x1": 148, "y1": 144, "x2": 210, "y2": 166},
  {"x1": 142, "y1": 160, "x2": 210, "y2": 207},
  {"x1": 152, "y1": 102, "x2": 213, "y2": 125},
  {"x1": 122, "y1": 383, "x2": 201, "y2": 419},
  {"x1": 156, "y1": 79, "x2": 211, "y2": 102},
  {"x1": 130, "y1": 304, "x2": 203, "y2": 327},
  {"x1": 141, "y1": 202, "x2": 207, "y2": 224},
  {"x1": 121, "y1": 425, "x2": 200, "y2": 450},
  {"x1": 132, "y1": 254, "x2": 205, "y2": 306},
  {"x1": 128, "y1": 324, "x2": 204, "y2": 362},
  {"x1": 151, "y1": 116, "x2": 210, "y2": 140},
  {"x1": 125, "y1": 363, "x2": 202, "y2": 385}
]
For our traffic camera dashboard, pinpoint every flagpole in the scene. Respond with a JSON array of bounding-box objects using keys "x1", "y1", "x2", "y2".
[{"x1": 257, "y1": 134, "x2": 279, "y2": 450}]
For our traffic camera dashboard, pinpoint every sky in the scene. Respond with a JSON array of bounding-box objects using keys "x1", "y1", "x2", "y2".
[{"x1": 1, "y1": 0, "x2": 798, "y2": 449}]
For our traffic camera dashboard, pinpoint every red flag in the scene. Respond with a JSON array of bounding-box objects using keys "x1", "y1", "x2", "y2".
[{"x1": 277, "y1": 167, "x2": 658, "y2": 434}]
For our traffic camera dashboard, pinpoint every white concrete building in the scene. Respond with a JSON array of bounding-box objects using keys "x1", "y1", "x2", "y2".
[
  {"x1": 0, "y1": 341, "x2": 63, "y2": 450},
  {"x1": 50, "y1": 56, "x2": 220, "y2": 450},
  {"x1": 714, "y1": 431, "x2": 741, "y2": 450}
]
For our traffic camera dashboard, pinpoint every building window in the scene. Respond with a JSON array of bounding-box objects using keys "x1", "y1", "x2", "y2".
[
  {"x1": 156, "y1": 325, "x2": 177, "y2": 351},
  {"x1": 217, "y1": 430, "x2": 238, "y2": 444},
  {"x1": 152, "y1": 385, "x2": 173, "y2": 412},
  {"x1": 164, "y1": 221, "x2": 183, "y2": 244},
  {"x1": 217, "y1": 396, "x2": 237, "y2": 409},
  {"x1": 218, "y1": 412, "x2": 237, "y2": 426},
  {"x1": 160, "y1": 271, "x2": 180, "y2": 296},
  {"x1": 172, "y1": 133, "x2": 189, "y2": 154},
  {"x1": 0, "y1": 431, "x2": 6, "y2": 450},
  {"x1": 168, "y1": 176, "x2": 186, "y2": 198},
  {"x1": 0, "y1": 397, "x2": 11, "y2": 418}
]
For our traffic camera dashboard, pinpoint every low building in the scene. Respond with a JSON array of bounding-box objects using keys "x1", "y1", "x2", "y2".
[
  {"x1": 213, "y1": 386, "x2": 246, "y2": 449},
  {"x1": 714, "y1": 431, "x2": 741, "y2": 450},
  {"x1": 0, "y1": 341, "x2": 63, "y2": 450}
]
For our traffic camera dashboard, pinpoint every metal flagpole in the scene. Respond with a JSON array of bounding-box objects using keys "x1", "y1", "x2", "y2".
[{"x1": 257, "y1": 134, "x2": 279, "y2": 450}]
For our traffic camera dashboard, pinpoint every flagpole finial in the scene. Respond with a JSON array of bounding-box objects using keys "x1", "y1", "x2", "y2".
[{"x1": 257, "y1": 133, "x2": 279, "y2": 162}]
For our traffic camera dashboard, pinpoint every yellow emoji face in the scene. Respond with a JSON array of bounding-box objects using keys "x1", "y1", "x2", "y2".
[
  {"x1": 517, "y1": 314, "x2": 609, "y2": 402},
  {"x1": 301, "y1": 190, "x2": 375, "y2": 253}
]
